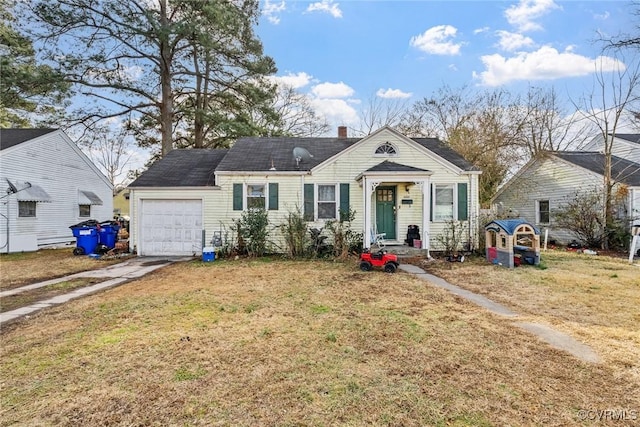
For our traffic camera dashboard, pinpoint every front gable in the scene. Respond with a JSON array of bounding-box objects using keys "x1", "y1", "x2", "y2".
[
  {"x1": 1, "y1": 129, "x2": 112, "y2": 188},
  {"x1": 312, "y1": 126, "x2": 466, "y2": 177}
]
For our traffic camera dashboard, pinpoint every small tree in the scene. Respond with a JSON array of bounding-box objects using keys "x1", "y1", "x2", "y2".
[
  {"x1": 233, "y1": 208, "x2": 269, "y2": 257},
  {"x1": 324, "y1": 208, "x2": 361, "y2": 260},
  {"x1": 553, "y1": 190, "x2": 606, "y2": 248},
  {"x1": 435, "y1": 219, "x2": 466, "y2": 256},
  {"x1": 279, "y1": 209, "x2": 309, "y2": 258}
]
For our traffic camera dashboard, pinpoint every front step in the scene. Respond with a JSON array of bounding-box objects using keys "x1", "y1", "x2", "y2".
[{"x1": 379, "y1": 244, "x2": 430, "y2": 257}]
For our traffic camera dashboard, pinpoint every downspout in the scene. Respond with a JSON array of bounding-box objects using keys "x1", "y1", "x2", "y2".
[
  {"x1": 0, "y1": 203, "x2": 8, "y2": 252},
  {"x1": 468, "y1": 173, "x2": 473, "y2": 251},
  {"x1": 300, "y1": 175, "x2": 304, "y2": 208}
]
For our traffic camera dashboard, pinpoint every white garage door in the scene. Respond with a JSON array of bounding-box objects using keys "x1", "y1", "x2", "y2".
[{"x1": 140, "y1": 199, "x2": 203, "y2": 256}]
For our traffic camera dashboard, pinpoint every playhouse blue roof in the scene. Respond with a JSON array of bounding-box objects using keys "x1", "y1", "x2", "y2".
[{"x1": 485, "y1": 219, "x2": 540, "y2": 235}]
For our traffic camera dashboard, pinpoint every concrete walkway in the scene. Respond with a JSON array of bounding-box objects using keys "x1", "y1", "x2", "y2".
[
  {"x1": 399, "y1": 264, "x2": 600, "y2": 364},
  {"x1": 0, "y1": 256, "x2": 192, "y2": 325}
]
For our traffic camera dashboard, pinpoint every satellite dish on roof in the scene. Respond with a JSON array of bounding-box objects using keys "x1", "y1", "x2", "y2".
[
  {"x1": 293, "y1": 147, "x2": 314, "y2": 168},
  {"x1": 5, "y1": 178, "x2": 18, "y2": 194}
]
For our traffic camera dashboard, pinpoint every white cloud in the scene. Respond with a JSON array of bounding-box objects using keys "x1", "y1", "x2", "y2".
[
  {"x1": 504, "y1": 0, "x2": 561, "y2": 32},
  {"x1": 376, "y1": 88, "x2": 412, "y2": 99},
  {"x1": 269, "y1": 72, "x2": 313, "y2": 89},
  {"x1": 473, "y1": 45, "x2": 625, "y2": 86},
  {"x1": 474, "y1": 26, "x2": 490, "y2": 35},
  {"x1": 310, "y1": 98, "x2": 359, "y2": 127},
  {"x1": 594, "y1": 11, "x2": 610, "y2": 21},
  {"x1": 263, "y1": 0, "x2": 286, "y2": 24},
  {"x1": 311, "y1": 81, "x2": 354, "y2": 98},
  {"x1": 410, "y1": 25, "x2": 462, "y2": 55},
  {"x1": 496, "y1": 30, "x2": 535, "y2": 51},
  {"x1": 306, "y1": 0, "x2": 342, "y2": 18}
]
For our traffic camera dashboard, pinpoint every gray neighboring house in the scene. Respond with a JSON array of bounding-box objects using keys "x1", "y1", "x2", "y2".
[
  {"x1": 493, "y1": 151, "x2": 640, "y2": 244},
  {"x1": 0, "y1": 129, "x2": 113, "y2": 253}
]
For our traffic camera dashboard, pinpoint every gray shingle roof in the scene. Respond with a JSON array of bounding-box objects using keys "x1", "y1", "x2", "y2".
[
  {"x1": 365, "y1": 160, "x2": 431, "y2": 173},
  {"x1": 131, "y1": 134, "x2": 479, "y2": 187},
  {"x1": 613, "y1": 133, "x2": 640, "y2": 144},
  {"x1": 411, "y1": 138, "x2": 480, "y2": 171},
  {"x1": 216, "y1": 136, "x2": 478, "y2": 172},
  {"x1": 216, "y1": 137, "x2": 358, "y2": 172},
  {"x1": 0, "y1": 129, "x2": 57, "y2": 150},
  {"x1": 554, "y1": 152, "x2": 640, "y2": 186},
  {"x1": 129, "y1": 149, "x2": 228, "y2": 187}
]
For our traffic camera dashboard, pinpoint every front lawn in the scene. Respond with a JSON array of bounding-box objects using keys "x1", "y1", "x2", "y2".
[
  {"x1": 0, "y1": 248, "x2": 128, "y2": 291},
  {"x1": 1, "y1": 257, "x2": 637, "y2": 426},
  {"x1": 424, "y1": 250, "x2": 640, "y2": 381}
]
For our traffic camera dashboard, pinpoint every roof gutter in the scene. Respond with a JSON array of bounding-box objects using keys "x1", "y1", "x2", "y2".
[{"x1": 215, "y1": 171, "x2": 311, "y2": 176}]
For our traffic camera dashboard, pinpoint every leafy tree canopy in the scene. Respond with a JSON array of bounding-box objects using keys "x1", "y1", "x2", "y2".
[{"x1": 0, "y1": 1, "x2": 70, "y2": 127}]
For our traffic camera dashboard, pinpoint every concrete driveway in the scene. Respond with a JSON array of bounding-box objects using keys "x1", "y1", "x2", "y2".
[{"x1": 0, "y1": 256, "x2": 192, "y2": 325}]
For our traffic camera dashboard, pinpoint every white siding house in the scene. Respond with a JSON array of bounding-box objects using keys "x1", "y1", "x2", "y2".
[
  {"x1": 582, "y1": 133, "x2": 640, "y2": 164},
  {"x1": 493, "y1": 151, "x2": 640, "y2": 245},
  {"x1": 128, "y1": 127, "x2": 482, "y2": 256},
  {"x1": 0, "y1": 129, "x2": 113, "y2": 253}
]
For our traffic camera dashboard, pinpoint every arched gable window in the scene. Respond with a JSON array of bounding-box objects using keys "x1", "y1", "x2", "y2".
[{"x1": 374, "y1": 142, "x2": 397, "y2": 155}]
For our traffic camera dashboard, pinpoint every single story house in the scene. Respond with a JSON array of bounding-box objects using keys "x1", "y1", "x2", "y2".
[
  {"x1": 0, "y1": 129, "x2": 113, "y2": 253},
  {"x1": 113, "y1": 188, "x2": 130, "y2": 218},
  {"x1": 127, "y1": 126, "x2": 482, "y2": 256},
  {"x1": 492, "y1": 151, "x2": 640, "y2": 244}
]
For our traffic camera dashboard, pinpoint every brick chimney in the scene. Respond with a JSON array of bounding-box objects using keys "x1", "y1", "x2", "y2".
[{"x1": 338, "y1": 126, "x2": 347, "y2": 138}]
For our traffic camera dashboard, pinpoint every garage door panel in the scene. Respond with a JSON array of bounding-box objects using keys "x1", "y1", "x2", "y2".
[{"x1": 140, "y1": 199, "x2": 203, "y2": 256}]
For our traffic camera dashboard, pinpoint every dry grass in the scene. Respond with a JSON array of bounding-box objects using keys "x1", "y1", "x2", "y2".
[
  {"x1": 0, "y1": 278, "x2": 105, "y2": 313},
  {"x1": 422, "y1": 250, "x2": 640, "y2": 385},
  {"x1": 0, "y1": 248, "x2": 127, "y2": 291},
  {"x1": 1, "y1": 258, "x2": 638, "y2": 426}
]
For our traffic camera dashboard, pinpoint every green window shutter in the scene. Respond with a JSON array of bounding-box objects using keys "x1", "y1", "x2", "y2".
[
  {"x1": 304, "y1": 184, "x2": 314, "y2": 221},
  {"x1": 339, "y1": 183, "x2": 350, "y2": 221},
  {"x1": 429, "y1": 183, "x2": 433, "y2": 222},
  {"x1": 268, "y1": 183, "x2": 279, "y2": 210},
  {"x1": 457, "y1": 183, "x2": 468, "y2": 221},
  {"x1": 233, "y1": 183, "x2": 243, "y2": 211}
]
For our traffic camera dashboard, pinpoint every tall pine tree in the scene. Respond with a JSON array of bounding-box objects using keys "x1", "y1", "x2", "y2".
[
  {"x1": 28, "y1": 0, "x2": 278, "y2": 155},
  {"x1": 0, "y1": 1, "x2": 69, "y2": 127}
]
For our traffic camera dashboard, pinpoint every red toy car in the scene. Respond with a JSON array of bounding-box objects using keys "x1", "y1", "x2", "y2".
[{"x1": 359, "y1": 248, "x2": 399, "y2": 273}]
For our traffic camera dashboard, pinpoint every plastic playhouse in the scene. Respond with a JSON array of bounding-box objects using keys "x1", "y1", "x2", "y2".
[{"x1": 485, "y1": 219, "x2": 540, "y2": 268}]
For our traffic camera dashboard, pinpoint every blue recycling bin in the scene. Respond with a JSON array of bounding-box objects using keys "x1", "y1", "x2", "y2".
[
  {"x1": 70, "y1": 226, "x2": 99, "y2": 256},
  {"x1": 98, "y1": 223, "x2": 121, "y2": 250}
]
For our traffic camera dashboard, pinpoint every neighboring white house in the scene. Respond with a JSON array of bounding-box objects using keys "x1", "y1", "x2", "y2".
[
  {"x1": 0, "y1": 129, "x2": 113, "y2": 253},
  {"x1": 582, "y1": 133, "x2": 640, "y2": 164},
  {"x1": 492, "y1": 150, "x2": 640, "y2": 245},
  {"x1": 128, "y1": 126, "x2": 482, "y2": 256}
]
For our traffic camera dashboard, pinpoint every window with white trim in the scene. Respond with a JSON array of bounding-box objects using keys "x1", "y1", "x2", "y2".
[
  {"x1": 434, "y1": 184, "x2": 454, "y2": 221},
  {"x1": 536, "y1": 200, "x2": 550, "y2": 224},
  {"x1": 374, "y1": 142, "x2": 397, "y2": 156},
  {"x1": 18, "y1": 201, "x2": 36, "y2": 217},
  {"x1": 317, "y1": 184, "x2": 337, "y2": 219},
  {"x1": 246, "y1": 184, "x2": 265, "y2": 209}
]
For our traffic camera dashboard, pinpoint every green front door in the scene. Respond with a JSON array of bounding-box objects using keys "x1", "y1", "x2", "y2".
[{"x1": 376, "y1": 187, "x2": 396, "y2": 240}]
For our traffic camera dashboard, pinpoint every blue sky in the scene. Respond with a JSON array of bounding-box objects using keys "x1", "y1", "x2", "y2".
[{"x1": 257, "y1": 0, "x2": 636, "y2": 134}]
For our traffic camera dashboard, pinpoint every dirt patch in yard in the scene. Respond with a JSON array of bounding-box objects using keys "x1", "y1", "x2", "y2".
[
  {"x1": 0, "y1": 248, "x2": 129, "y2": 290},
  {"x1": 1, "y1": 259, "x2": 638, "y2": 426}
]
